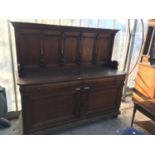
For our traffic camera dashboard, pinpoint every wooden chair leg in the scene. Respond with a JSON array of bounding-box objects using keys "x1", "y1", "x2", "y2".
[{"x1": 131, "y1": 104, "x2": 137, "y2": 127}]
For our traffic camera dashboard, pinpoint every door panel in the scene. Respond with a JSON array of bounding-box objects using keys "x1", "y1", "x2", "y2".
[
  {"x1": 86, "y1": 87, "x2": 118, "y2": 115},
  {"x1": 44, "y1": 35, "x2": 59, "y2": 65},
  {"x1": 82, "y1": 78, "x2": 120, "y2": 116},
  {"x1": 21, "y1": 81, "x2": 81, "y2": 132},
  {"x1": 19, "y1": 33, "x2": 41, "y2": 65}
]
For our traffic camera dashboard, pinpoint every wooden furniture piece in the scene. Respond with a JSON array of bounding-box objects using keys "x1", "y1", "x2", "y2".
[
  {"x1": 12, "y1": 22, "x2": 126, "y2": 134},
  {"x1": 132, "y1": 20, "x2": 155, "y2": 127},
  {"x1": 131, "y1": 99, "x2": 155, "y2": 127},
  {"x1": 133, "y1": 20, "x2": 155, "y2": 102}
]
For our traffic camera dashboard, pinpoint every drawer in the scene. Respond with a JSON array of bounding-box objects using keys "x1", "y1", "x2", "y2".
[
  {"x1": 83, "y1": 76, "x2": 125, "y2": 90},
  {"x1": 21, "y1": 81, "x2": 81, "y2": 95},
  {"x1": 84, "y1": 77, "x2": 117, "y2": 87}
]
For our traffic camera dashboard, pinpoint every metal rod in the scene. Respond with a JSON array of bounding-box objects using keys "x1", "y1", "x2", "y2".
[
  {"x1": 122, "y1": 19, "x2": 138, "y2": 101},
  {"x1": 7, "y1": 19, "x2": 19, "y2": 111}
]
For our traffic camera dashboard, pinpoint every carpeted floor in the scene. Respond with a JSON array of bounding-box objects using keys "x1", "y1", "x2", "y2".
[{"x1": 0, "y1": 102, "x2": 151, "y2": 135}]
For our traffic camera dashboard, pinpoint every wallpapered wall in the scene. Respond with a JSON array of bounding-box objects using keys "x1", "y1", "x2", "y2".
[{"x1": 0, "y1": 19, "x2": 147, "y2": 111}]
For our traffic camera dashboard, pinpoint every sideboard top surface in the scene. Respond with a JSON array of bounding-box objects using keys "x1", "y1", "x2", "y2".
[{"x1": 17, "y1": 66, "x2": 126, "y2": 86}]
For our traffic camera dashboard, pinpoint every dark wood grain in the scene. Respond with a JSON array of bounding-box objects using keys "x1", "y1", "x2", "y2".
[
  {"x1": 12, "y1": 22, "x2": 126, "y2": 134},
  {"x1": 12, "y1": 22, "x2": 118, "y2": 71},
  {"x1": 17, "y1": 66, "x2": 125, "y2": 86},
  {"x1": 21, "y1": 81, "x2": 81, "y2": 133}
]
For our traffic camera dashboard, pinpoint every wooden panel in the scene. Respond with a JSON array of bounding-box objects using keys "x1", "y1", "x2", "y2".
[
  {"x1": 12, "y1": 22, "x2": 118, "y2": 68},
  {"x1": 97, "y1": 38, "x2": 111, "y2": 62},
  {"x1": 99, "y1": 33, "x2": 111, "y2": 38},
  {"x1": 84, "y1": 77, "x2": 118, "y2": 87},
  {"x1": 64, "y1": 37, "x2": 77, "y2": 63},
  {"x1": 19, "y1": 34, "x2": 41, "y2": 65},
  {"x1": 22, "y1": 94, "x2": 79, "y2": 132},
  {"x1": 88, "y1": 87, "x2": 118, "y2": 110},
  {"x1": 43, "y1": 30, "x2": 60, "y2": 36},
  {"x1": 82, "y1": 85, "x2": 118, "y2": 116},
  {"x1": 31, "y1": 94, "x2": 77, "y2": 125},
  {"x1": 82, "y1": 32, "x2": 96, "y2": 38},
  {"x1": 19, "y1": 29, "x2": 40, "y2": 34},
  {"x1": 43, "y1": 35, "x2": 59, "y2": 65},
  {"x1": 81, "y1": 38, "x2": 94, "y2": 63},
  {"x1": 23, "y1": 81, "x2": 81, "y2": 94},
  {"x1": 21, "y1": 81, "x2": 81, "y2": 133},
  {"x1": 81, "y1": 77, "x2": 122, "y2": 116},
  {"x1": 65, "y1": 31, "x2": 79, "y2": 37}
]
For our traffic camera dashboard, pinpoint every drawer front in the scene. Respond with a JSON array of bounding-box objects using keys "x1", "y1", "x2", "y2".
[
  {"x1": 21, "y1": 81, "x2": 81, "y2": 96},
  {"x1": 83, "y1": 76, "x2": 124, "y2": 90}
]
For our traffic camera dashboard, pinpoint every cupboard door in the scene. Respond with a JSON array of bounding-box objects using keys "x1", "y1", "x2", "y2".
[
  {"x1": 21, "y1": 81, "x2": 81, "y2": 134},
  {"x1": 81, "y1": 78, "x2": 123, "y2": 116}
]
